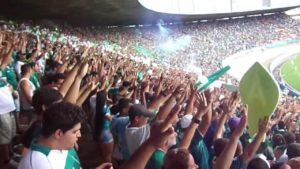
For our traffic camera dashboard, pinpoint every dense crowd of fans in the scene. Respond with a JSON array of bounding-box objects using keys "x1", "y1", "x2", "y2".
[
  {"x1": 0, "y1": 13, "x2": 300, "y2": 169},
  {"x1": 99, "y1": 14, "x2": 300, "y2": 75}
]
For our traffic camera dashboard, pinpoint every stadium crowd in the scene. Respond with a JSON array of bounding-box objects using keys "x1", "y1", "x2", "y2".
[{"x1": 0, "y1": 13, "x2": 299, "y2": 169}]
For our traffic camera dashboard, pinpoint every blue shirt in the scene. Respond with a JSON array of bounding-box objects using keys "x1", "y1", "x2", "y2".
[
  {"x1": 111, "y1": 114, "x2": 130, "y2": 160},
  {"x1": 190, "y1": 129, "x2": 210, "y2": 169}
]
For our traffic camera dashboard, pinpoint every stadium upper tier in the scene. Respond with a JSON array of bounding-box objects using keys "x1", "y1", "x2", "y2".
[
  {"x1": 139, "y1": 0, "x2": 300, "y2": 15},
  {"x1": 72, "y1": 13, "x2": 300, "y2": 76},
  {"x1": 2, "y1": 13, "x2": 299, "y2": 80},
  {"x1": 0, "y1": 0, "x2": 299, "y2": 25}
]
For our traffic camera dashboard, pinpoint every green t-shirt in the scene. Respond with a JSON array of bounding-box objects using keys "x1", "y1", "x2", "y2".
[
  {"x1": 0, "y1": 78, "x2": 8, "y2": 88},
  {"x1": 11, "y1": 51, "x2": 18, "y2": 68},
  {"x1": 29, "y1": 142, "x2": 81, "y2": 169},
  {"x1": 1, "y1": 67, "x2": 18, "y2": 90},
  {"x1": 103, "y1": 106, "x2": 112, "y2": 130},
  {"x1": 30, "y1": 72, "x2": 41, "y2": 89},
  {"x1": 145, "y1": 149, "x2": 166, "y2": 169},
  {"x1": 190, "y1": 130, "x2": 210, "y2": 169}
]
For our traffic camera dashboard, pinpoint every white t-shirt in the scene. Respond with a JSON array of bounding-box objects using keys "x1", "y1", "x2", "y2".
[
  {"x1": 0, "y1": 84, "x2": 16, "y2": 115},
  {"x1": 18, "y1": 78, "x2": 36, "y2": 110},
  {"x1": 89, "y1": 94, "x2": 96, "y2": 114},
  {"x1": 18, "y1": 143, "x2": 81, "y2": 169},
  {"x1": 15, "y1": 61, "x2": 25, "y2": 79},
  {"x1": 125, "y1": 124, "x2": 150, "y2": 156}
]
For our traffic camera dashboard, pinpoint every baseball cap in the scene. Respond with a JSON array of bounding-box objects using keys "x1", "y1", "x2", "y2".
[{"x1": 128, "y1": 104, "x2": 154, "y2": 122}]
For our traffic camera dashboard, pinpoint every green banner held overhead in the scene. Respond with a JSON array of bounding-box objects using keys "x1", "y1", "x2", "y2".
[
  {"x1": 239, "y1": 62, "x2": 280, "y2": 136},
  {"x1": 195, "y1": 65, "x2": 231, "y2": 92}
]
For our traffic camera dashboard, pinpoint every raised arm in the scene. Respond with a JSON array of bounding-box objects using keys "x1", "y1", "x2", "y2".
[
  {"x1": 59, "y1": 48, "x2": 89, "y2": 97},
  {"x1": 64, "y1": 62, "x2": 88, "y2": 104},
  {"x1": 184, "y1": 83, "x2": 197, "y2": 115},
  {"x1": 213, "y1": 113, "x2": 228, "y2": 141},
  {"x1": 78, "y1": 81, "x2": 91, "y2": 97},
  {"x1": 29, "y1": 36, "x2": 41, "y2": 60},
  {"x1": 214, "y1": 94, "x2": 239, "y2": 141},
  {"x1": 154, "y1": 86, "x2": 182, "y2": 121},
  {"x1": 241, "y1": 116, "x2": 273, "y2": 163},
  {"x1": 76, "y1": 81, "x2": 98, "y2": 106},
  {"x1": 213, "y1": 106, "x2": 248, "y2": 169},
  {"x1": 153, "y1": 73, "x2": 164, "y2": 96},
  {"x1": 0, "y1": 45, "x2": 13, "y2": 69},
  {"x1": 198, "y1": 90, "x2": 213, "y2": 135},
  {"x1": 140, "y1": 81, "x2": 150, "y2": 107},
  {"x1": 180, "y1": 92, "x2": 209, "y2": 149},
  {"x1": 59, "y1": 63, "x2": 80, "y2": 97},
  {"x1": 20, "y1": 37, "x2": 27, "y2": 54},
  {"x1": 57, "y1": 60, "x2": 69, "y2": 74},
  {"x1": 120, "y1": 103, "x2": 178, "y2": 169},
  {"x1": 148, "y1": 86, "x2": 179, "y2": 112}
]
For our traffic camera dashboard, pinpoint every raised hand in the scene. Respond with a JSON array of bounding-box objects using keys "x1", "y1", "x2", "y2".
[
  {"x1": 141, "y1": 80, "x2": 150, "y2": 93},
  {"x1": 222, "y1": 91, "x2": 240, "y2": 116},
  {"x1": 160, "y1": 73, "x2": 164, "y2": 82},
  {"x1": 270, "y1": 106, "x2": 284, "y2": 125},
  {"x1": 150, "y1": 105, "x2": 179, "y2": 147},
  {"x1": 195, "y1": 92, "x2": 207, "y2": 111},
  {"x1": 258, "y1": 116, "x2": 273, "y2": 134},
  {"x1": 171, "y1": 84, "x2": 185, "y2": 99},
  {"x1": 232, "y1": 105, "x2": 248, "y2": 138},
  {"x1": 195, "y1": 91, "x2": 213, "y2": 118},
  {"x1": 81, "y1": 47, "x2": 90, "y2": 59},
  {"x1": 90, "y1": 81, "x2": 99, "y2": 91},
  {"x1": 78, "y1": 62, "x2": 89, "y2": 79}
]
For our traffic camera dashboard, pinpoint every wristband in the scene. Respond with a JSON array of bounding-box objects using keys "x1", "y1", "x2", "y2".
[{"x1": 192, "y1": 117, "x2": 201, "y2": 125}]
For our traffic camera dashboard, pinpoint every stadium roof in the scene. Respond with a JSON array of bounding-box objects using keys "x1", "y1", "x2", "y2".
[{"x1": 0, "y1": 0, "x2": 299, "y2": 26}]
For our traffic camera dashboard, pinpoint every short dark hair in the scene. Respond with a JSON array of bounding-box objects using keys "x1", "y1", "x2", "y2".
[
  {"x1": 42, "y1": 102, "x2": 85, "y2": 138},
  {"x1": 21, "y1": 64, "x2": 32, "y2": 75},
  {"x1": 247, "y1": 158, "x2": 269, "y2": 169},
  {"x1": 45, "y1": 59, "x2": 60, "y2": 70},
  {"x1": 122, "y1": 81, "x2": 131, "y2": 88},
  {"x1": 28, "y1": 62, "x2": 36, "y2": 68},
  {"x1": 287, "y1": 143, "x2": 300, "y2": 159},
  {"x1": 213, "y1": 138, "x2": 242, "y2": 157},
  {"x1": 278, "y1": 121, "x2": 286, "y2": 129},
  {"x1": 213, "y1": 138, "x2": 229, "y2": 157},
  {"x1": 53, "y1": 73, "x2": 66, "y2": 83},
  {"x1": 32, "y1": 87, "x2": 63, "y2": 115},
  {"x1": 112, "y1": 94, "x2": 121, "y2": 104},
  {"x1": 118, "y1": 98, "x2": 131, "y2": 111},
  {"x1": 272, "y1": 134, "x2": 286, "y2": 148},
  {"x1": 284, "y1": 132, "x2": 296, "y2": 145},
  {"x1": 163, "y1": 148, "x2": 191, "y2": 169}
]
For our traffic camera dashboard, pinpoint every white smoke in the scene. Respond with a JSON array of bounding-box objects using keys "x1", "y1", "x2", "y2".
[
  {"x1": 159, "y1": 35, "x2": 192, "y2": 53},
  {"x1": 156, "y1": 19, "x2": 192, "y2": 53},
  {"x1": 157, "y1": 20, "x2": 170, "y2": 38}
]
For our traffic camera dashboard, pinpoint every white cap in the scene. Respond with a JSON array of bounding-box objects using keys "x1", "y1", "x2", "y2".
[
  {"x1": 180, "y1": 114, "x2": 193, "y2": 129},
  {"x1": 250, "y1": 154, "x2": 270, "y2": 168}
]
